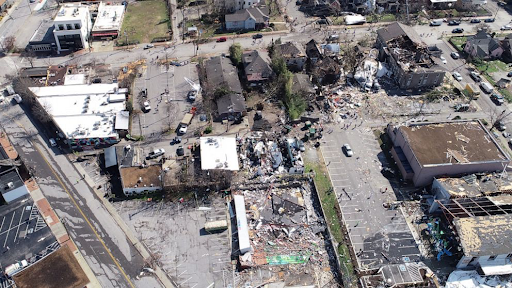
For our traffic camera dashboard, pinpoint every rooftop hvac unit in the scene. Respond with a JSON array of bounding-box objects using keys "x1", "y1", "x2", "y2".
[
  {"x1": 7, "y1": 182, "x2": 14, "y2": 189},
  {"x1": 86, "y1": 95, "x2": 90, "y2": 99},
  {"x1": 82, "y1": 109, "x2": 87, "y2": 113},
  {"x1": 138, "y1": 177, "x2": 142, "y2": 183},
  {"x1": 84, "y1": 98, "x2": 89, "y2": 103}
]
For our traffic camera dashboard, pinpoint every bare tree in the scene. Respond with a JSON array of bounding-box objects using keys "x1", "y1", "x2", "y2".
[
  {"x1": 1, "y1": 36, "x2": 16, "y2": 52},
  {"x1": 487, "y1": 107, "x2": 512, "y2": 129},
  {"x1": 21, "y1": 50, "x2": 37, "y2": 68}
]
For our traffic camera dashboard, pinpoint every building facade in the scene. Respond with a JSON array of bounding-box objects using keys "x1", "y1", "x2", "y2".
[{"x1": 53, "y1": 4, "x2": 92, "y2": 53}]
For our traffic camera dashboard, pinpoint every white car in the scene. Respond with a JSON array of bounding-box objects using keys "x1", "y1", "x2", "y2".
[
  {"x1": 342, "y1": 144, "x2": 353, "y2": 157},
  {"x1": 179, "y1": 124, "x2": 188, "y2": 134},
  {"x1": 147, "y1": 148, "x2": 165, "y2": 159},
  {"x1": 452, "y1": 71, "x2": 463, "y2": 81},
  {"x1": 440, "y1": 55, "x2": 447, "y2": 64},
  {"x1": 501, "y1": 25, "x2": 512, "y2": 31},
  {"x1": 143, "y1": 101, "x2": 151, "y2": 112}
]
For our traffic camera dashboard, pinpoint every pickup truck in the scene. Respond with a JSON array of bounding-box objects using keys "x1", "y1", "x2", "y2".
[{"x1": 178, "y1": 113, "x2": 194, "y2": 135}]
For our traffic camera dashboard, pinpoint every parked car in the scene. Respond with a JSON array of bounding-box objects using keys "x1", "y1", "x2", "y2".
[
  {"x1": 452, "y1": 28, "x2": 464, "y2": 33},
  {"x1": 49, "y1": 138, "x2": 57, "y2": 147},
  {"x1": 491, "y1": 92, "x2": 505, "y2": 105},
  {"x1": 342, "y1": 144, "x2": 353, "y2": 157},
  {"x1": 381, "y1": 167, "x2": 396, "y2": 178},
  {"x1": 252, "y1": 33, "x2": 263, "y2": 39},
  {"x1": 216, "y1": 37, "x2": 227, "y2": 42},
  {"x1": 501, "y1": 25, "x2": 512, "y2": 31},
  {"x1": 448, "y1": 20, "x2": 461, "y2": 26},
  {"x1": 452, "y1": 71, "x2": 463, "y2": 81},
  {"x1": 187, "y1": 90, "x2": 197, "y2": 101},
  {"x1": 503, "y1": 132, "x2": 510, "y2": 138},
  {"x1": 170, "y1": 137, "x2": 182, "y2": 145},
  {"x1": 470, "y1": 71, "x2": 482, "y2": 82},
  {"x1": 143, "y1": 101, "x2": 151, "y2": 112},
  {"x1": 450, "y1": 52, "x2": 460, "y2": 59},
  {"x1": 176, "y1": 146, "x2": 184, "y2": 156},
  {"x1": 493, "y1": 131, "x2": 500, "y2": 138},
  {"x1": 470, "y1": 19, "x2": 481, "y2": 23},
  {"x1": 143, "y1": 44, "x2": 154, "y2": 49},
  {"x1": 147, "y1": 148, "x2": 165, "y2": 159},
  {"x1": 178, "y1": 124, "x2": 188, "y2": 134},
  {"x1": 479, "y1": 82, "x2": 494, "y2": 94},
  {"x1": 508, "y1": 71, "x2": 512, "y2": 77},
  {"x1": 484, "y1": 18, "x2": 495, "y2": 23},
  {"x1": 430, "y1": 20, "x2": 442, "y2": 26},
  {"x1": 440, "y1": 55, "x2": 447, "y2": 64}
]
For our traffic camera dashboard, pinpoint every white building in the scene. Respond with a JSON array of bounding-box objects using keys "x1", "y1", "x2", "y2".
[
  {"x1": 29, "y1": 83, "x2": 127, "y2": 150},
  {"x1": 200, "y1": 137, "x2": 240, "y2": 171},
  {"x1": 91, "y1": 2, "x2": 125, "y2": 39},
  {"x1": 53, "y1": 4, "x2": 92, "y2": 53}
]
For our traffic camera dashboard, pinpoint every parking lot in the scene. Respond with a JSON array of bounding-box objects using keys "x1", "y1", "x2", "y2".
[
  {"x1": 0, "y1": 196, "x2": 57, "y2": 267},
  {"x1": 320, "y1": 127, "x2": 421, "y2": 270},
  {"x1": 113, "y1": 195, "x2": 231, "y2": 288},
  {"x1": 132, "y1": 57, "x2": 201, "y2": 140}
]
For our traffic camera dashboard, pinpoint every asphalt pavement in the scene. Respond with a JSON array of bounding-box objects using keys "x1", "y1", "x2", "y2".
[{"x1": 0, "y1": 102, "x2": 160, "y2": 288}]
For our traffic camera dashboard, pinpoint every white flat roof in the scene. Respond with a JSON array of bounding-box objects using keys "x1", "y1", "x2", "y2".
[
  {"x1": 200, "y1": 137, "x2": 239, "y2": 170},
  {"x1": 54, "y1": 4, "x2": 88, "y2": 22},
  {"x1": 64, "y1": 74, "x2": 85, "y2": 85},
  {"x1": 29, "y1": 83, "x2": 126, "y2": 140},
  {"x1": 92, "y1": 3, "x2": 125, "y2": 32},
  {"x1": 234, "y1": 195, "x2": 251, "y2": 254}
]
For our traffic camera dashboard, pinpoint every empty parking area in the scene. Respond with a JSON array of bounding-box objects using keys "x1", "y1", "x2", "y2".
[
  {"x1": 320, "y1": 127, "x2": 421, "y2": 270},
  {"x1": 0, "y1": 197, "x2": 56, "y2": 267},
  {"x1": 113, "y1": 195, "x2": 231, "y2": 288}
]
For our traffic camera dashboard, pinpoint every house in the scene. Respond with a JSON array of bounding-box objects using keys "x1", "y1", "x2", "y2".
[
  {"x1": 437, "y1": 197, "x2": 512, "y2": 275},
  {"x1": 387, "y1": 120, "x2": 510, "y2": 187},
  {"x1": 376, "y1": 22, "x2": 445, "y2": 90},
  {"x1": 277, "y1": 42, "x2": 307, "y2": 71},
  {"x1": 27, "y1": 20, "x2": 56, "y2": 53},
  {"x1": 215, "y1": 0, "x2": 263, "y2": 12},
  {"x1": 500, "y1": 34, "x2": 512, "y2": 63},
  {"x1": 53, "y1": 4, "x2": 92, "y2": 53},
  {"x1": 242, "y1": 50, "x2": 273, "y2": 85},
  {"x1": 205, "y1": 56, "x2": 243, "y2": 94},
  {"x1": 292, "y1": 74, "x2": 315, "y2": 95},
  {"x1": 91, "y1": 2, "x2": 125, "y2": 39},
  {"x1": 312, "y1": 57, "x2": 341, "y2": 85},
  {"x1": 216, "y1": 93, "x2": 246, "y2": 121},
  {"x1": 225, "y1": 6, "x2": 269, "y2": 31},
  {"x1": 115, "y1": 145, "x2": 162, "y2": 196},
  {"x1": 464, "y1": 30, "x2": 503, "y2": 60},
  {"x1": 306, "y1": 39, "x2": 322, "y2": 64}
]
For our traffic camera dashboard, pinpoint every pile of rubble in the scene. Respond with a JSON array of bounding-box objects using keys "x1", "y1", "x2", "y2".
[{"x1": 234, "y1": 180, "x2": 337, "y2": 286}]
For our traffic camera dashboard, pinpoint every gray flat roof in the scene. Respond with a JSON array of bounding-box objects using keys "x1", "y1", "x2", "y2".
[
  {"x1": 0, "y1": 168, "x2": 24, "y2": 195},
  {"x1": 29, "y1": 20, "x2": 55, "y2": 44}
]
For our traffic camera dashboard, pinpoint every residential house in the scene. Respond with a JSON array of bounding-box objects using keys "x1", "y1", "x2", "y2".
[
  {"x1": 292, "y1": 74, "x2": 315, "y2": 96},
  {"x1": 305, "y1": 39, "x2": 322, "y2": 64},
  {"x1": 225, "y1": 6, "x2": 269, "y2": 31},
  {"x1": 500, "y1": 34, "x2": 512, "y2": 63},
  {"x1": 464, "y1": 30, "x2": 503, "y2": 60},
  {"x1": 216, "y1": 93, "x2": 246, "y2": 121},
  {"x1": 215, "y1": 0, "x2": 263, "y2": 12},
  {"x1": 277, "y1": 42, "x2": 307, "y2": 71},
  {"x1": 376, "y1": 22, "x2": 445, "y2": 90},
  {"x1": 312, "y1": 57, "x2": 341, "y2": 85},
  {"x1": 205, "y1": 56, "x2": 243, "y2": 94},
  {"x1": 242, "y1": 50, "x2": 273, "y2": 85},
  {"x1": 387, "y1": 120, "x2": 510, "y2": 187}
]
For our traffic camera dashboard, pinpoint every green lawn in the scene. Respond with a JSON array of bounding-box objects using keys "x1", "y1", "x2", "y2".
[
  {"x1": 186, "y1": 19, "x2": 220, "y2": 38},
  {"x1": 305, "y1": 159, "x2": 357, "y2": 287},
  {"x1": 119, "y1": 0, "x2": 170, "y2": 44},
  {"x1": 475, "y1": 60, "x2": 509, "y2": 74},
  {"x1": 450, "y1": 36, "x2": 467, "y2": 52},
  {"x1": 367, "y1": 13, "x2": 396, "y2": 23}
]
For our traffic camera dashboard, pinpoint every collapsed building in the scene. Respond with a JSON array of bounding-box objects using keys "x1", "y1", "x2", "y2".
[{"x1": 377, "y1": 22, "x2": 445, "y2": 90}]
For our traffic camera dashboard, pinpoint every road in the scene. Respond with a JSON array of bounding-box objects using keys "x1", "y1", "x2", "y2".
[{"x1": 0, "y1": 103, "x2": 161, "y2": 288}]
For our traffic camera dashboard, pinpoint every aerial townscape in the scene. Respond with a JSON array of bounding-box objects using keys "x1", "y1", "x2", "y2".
[{"x1": 3, "y1": 0, "x2": 512, "y2": 287}]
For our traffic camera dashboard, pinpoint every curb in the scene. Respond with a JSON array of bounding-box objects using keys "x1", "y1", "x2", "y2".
[{"x1": 73, "y1": 162, "x2": 177, "y2": 288}]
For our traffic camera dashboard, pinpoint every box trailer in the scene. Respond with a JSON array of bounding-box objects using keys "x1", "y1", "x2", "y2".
[
  {"x1": 205, "y1": 219, "x2": 228, "y2": 232},
  {"x1": 234, "y1": 195, "x2": 251, "y2": 254}
]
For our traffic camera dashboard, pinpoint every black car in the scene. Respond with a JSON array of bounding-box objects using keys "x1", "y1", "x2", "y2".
[
  {"x1": 170, "y1": 136, "x2": 182, "y2": 145},
  {"x1": 508, "y1": 71, "x2": 512, "y2": 77},
  {"x1": 252, "y1": 33, "x2": 263, "y2": 39},
  {"x1": 452, "y1": 28, "x2": 464, "y2": 33},
  {"x1": 470, "y1": 19, "x2": 481, "y2": 23},
  {"x1": 381, "y1": 167, "x2": 396, "y2": 178},
  {"x1": 448, "y1": 20, "x2": 461, "y2": 26},
  {"x1": 491, "y1": 93, "x2": 505, "y2": 105},
  {"x1": 484, "y1": 18, "x2": 495, "y2": 23},
  {"x1": 176, "y1": 146, "x2": 184, "y2": 156}
]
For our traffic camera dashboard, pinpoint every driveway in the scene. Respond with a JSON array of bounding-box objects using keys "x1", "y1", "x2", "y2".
[{"x1": 320, "y1": 127, "x2": 421, "y2": 270}]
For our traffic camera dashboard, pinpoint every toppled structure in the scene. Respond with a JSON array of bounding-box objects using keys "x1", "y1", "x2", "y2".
[
  {"x1": 232, "y1": 179, "x2": 337, "y2": 286},
  {"x1": 377, "y1": 22, "x2": 445, "y2": 90}
]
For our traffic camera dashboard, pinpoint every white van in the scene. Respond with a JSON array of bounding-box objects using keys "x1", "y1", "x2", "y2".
[
  {"x1": 479, "y1": 82, "x2": 494, "y2": 94},
  {"x1": 430, "y1": 20, "x2": 443, "y2": 26}
]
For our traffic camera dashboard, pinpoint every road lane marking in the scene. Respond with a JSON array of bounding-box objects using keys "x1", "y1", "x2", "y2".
[
  {"x1": 19, "y1": 122, "x2": 135, "y2": 288},
  {"x1": 3, "y1": 212, "x2": 15, "y2": 247}
]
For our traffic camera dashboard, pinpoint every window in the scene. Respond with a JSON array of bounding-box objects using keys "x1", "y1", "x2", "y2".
[
  {"x1": 66, "y1": 24, "x2": 72, "y2": 30},
  {"x1": 75, "y1": 23, "x2": 80, "y2": 29},
  {"x1": 58, "y1": 24, "x2": 64, "y2": 30},
  {"x1": 489, "y1": 256, "x2": 497, "y2": 261}
]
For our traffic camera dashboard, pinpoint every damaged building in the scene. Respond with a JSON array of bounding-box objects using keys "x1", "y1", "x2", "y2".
[
  {"x1": 377, "y1": 22, "x2": 445, "y2": 90},
  {"x1": 387, "y1": 120, "x2": 510, "y2": 187}
]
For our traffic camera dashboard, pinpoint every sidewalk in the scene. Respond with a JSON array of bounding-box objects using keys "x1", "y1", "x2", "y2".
[
  {"x1": 25, "y1": 178, "x2": 101, "y2": 288},
  {"x1": 74, "y1": 162, "x2": 177, "y2": 288}
]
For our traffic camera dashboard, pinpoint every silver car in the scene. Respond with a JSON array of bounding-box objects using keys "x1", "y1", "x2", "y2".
[{"x1": 342, "y1": 144, "x2": 353, "y2": 157}]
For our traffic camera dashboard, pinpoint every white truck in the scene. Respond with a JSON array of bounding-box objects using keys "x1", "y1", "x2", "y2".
[
  {"x1": 5, "y1": 260, "x2": 28, "y2": 277},
  {"x1": 178, "y1": 113, "x2": 194, "y2": 135}
]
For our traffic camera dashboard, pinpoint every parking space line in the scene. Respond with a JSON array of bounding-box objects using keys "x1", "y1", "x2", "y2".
[
  {"x1": 343, "y1": 219, "x2": 363, "y2": 222},
  {"x1": 0, "y1": 216, "x2": 5, "y2": 232},
  {"x1": 13, "y1": 206, "x2": 25, "y2": 243},
  {"x1": 3, "y1": 212, "x2": 14, "y2": 248}
]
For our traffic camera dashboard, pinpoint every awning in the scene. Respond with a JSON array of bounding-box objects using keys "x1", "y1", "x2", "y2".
[
  {"x1": 104, "y1": 146, "x2": 117, "y2": 168},
  {"x1": 92, "y1": 32, "x2": 118, "y2": 37}
]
